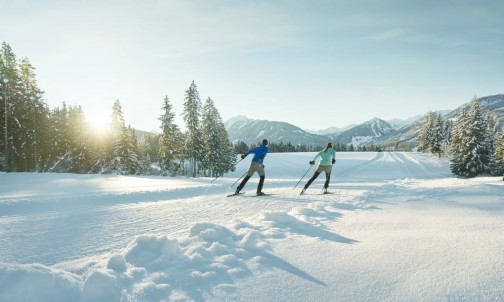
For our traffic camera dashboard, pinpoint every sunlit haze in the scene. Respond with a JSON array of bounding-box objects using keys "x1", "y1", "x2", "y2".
[
  {"x1": 2, "y1": 0, "x2": 503, "y2": 132},
  {"x1": 86, "y1": 108, "x2": 111, "y2": 134}
]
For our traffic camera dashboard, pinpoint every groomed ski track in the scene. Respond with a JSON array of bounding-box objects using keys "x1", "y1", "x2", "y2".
[{"x1": 0, "y1": 152, "x2": 453, "y2": 265}]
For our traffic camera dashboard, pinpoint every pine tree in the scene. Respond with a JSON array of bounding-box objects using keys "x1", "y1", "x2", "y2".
[
  {"x1": 200, "y1": 97, "x2": 236, "y2": 177},
  {"x1": 450, "y1": 100, "x2": 491, "y2": 177},
  {"x1": 105, "y1": 102, "x2": 141, "y2": 175},
  {"x1": 124, "y1": 125, "x2": 140, "y2": 174},
  {"x1": 31, "y1": 101, "x2": 51, "y2": 171},
  {"x1": 450, "y1": 108, "x2": 467, "y2": 175},
  {"x1": 159, "y1": 95, "x2": 183, "y2": 176},
  {"x1": 138, "y1": 133, "x2": 160, "y2": 174},
  {"x1": 182, "y1": 81, "x2": 204, "y2": 177},
  {"x1": 484, "y1": 113, "x2": 500, "y2": 173},
  {"x1": 417, "y1": 112, "x2": 444, "y2": 154},
  {"x1": 67, "y1": 105, "x2": 93, "y2": 173},
  {"x1": 0, "y1": 42, "x2": 22, "y2": 171},
  {"x1": 1, "y1": 43, "x2": 51, "y2": 172},
  {"x1": 47, "y1": 103, "x2": 71, "y2": 172},
  {"x1": 441, "y1": 119, "x2": 453, "y2": 157},
  {"x1": 47, "y1": 103, "x2": 92, "y2": 173},
  {"x1": 418, "y1": 112, "x2": 432, "y2": 153},
  {"x1": 430, "y1": 113, "x2": 444, "y2": 157},
  {"x1": 18, "y1": 57, "x2": 45, "y2": 171},
  {"x1": 200, "y1": 98, "x2": 218, "y2": 176},
  {"x1": 234, "y1": 140, "x2": 248, "y2": 154},
  {"x1": 492, "y1": 130, "x2": 504, "y2": 177}
]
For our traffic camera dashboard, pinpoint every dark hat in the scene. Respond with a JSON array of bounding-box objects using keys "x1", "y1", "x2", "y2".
[{"x1": 262, "y1": 139, "x2": 269, "y2": 145}]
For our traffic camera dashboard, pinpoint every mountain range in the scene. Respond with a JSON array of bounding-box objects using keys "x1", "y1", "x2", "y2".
[{"x1": 224, "y1": 94, "x2": 504, "y2": 150}]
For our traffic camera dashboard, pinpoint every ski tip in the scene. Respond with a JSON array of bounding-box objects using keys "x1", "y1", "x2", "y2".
[{"x1": 227, "y1": 192, "x2": 245, "y2": 197}]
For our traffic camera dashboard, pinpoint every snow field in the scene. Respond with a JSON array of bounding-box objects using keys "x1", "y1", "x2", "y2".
[{"x1": 1, "y1": 152, "x2": 503, "y2": 301}]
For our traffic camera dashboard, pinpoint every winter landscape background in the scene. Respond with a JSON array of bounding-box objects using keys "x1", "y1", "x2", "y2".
[
  {"x1": 225, "y1": 94, "x2": 504, "y2": 150},
  {"x1": 2, "y1": 1, "x2": 504, "y2": 301},
  {"x1": 1, "y1": 152, "x2": 503, "y2": 301}
]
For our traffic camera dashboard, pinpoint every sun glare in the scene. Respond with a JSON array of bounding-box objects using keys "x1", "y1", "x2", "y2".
[{"x1": 86, "y1": 110, "x2": 111, "y2": 133}]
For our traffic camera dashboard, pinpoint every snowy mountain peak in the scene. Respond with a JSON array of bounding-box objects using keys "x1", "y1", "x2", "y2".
[
  {"x1": 362, "y1": 118, "x2": 394, "y2": 136},
  {"x1": 366, "y1": 117, "x2": 382, "y2": 124},
  {"x1": 224, "y1": 115, "x2": 251, "y2": 128},
  {"x1": 225, "y1": 116, "x2": 329, "y2": 146},
  {"x1": 224, "y1": 94, "x2": 504, "y2": 148}
]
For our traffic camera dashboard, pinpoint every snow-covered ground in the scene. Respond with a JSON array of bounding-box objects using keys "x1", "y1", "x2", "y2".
[{"x1": 1, "y1": 152, "x2": 503, "y2": 302}]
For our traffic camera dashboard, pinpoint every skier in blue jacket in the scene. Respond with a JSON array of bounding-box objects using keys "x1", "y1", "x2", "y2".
[
  {"x1": 235, "y1": 139, "x2": 269, "y2": 196},
  {"x1": 301, "y1": 142, "x2": 336, "y2": 195}
]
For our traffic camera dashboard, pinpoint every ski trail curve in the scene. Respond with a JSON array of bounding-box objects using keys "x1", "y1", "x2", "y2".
[{"x1": 332, "y1": 152, "x2": 385, "y2": 179}]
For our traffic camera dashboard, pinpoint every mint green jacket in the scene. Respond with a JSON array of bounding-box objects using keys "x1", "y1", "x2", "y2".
[{"x1": 313, "y1": 148, "x2": 336, "y2": 166}]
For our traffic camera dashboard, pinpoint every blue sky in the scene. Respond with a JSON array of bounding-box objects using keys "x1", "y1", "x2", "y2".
[{"x1": 2, "y1": 0, "x2": 503, "y2": 132}]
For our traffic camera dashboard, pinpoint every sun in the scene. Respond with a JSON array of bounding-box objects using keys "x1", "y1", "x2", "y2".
[{"x1": 86, "y1": 110, "x2": 111, "y2": 133}]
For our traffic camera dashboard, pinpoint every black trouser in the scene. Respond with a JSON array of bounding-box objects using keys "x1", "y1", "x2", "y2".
[
  {"x1": 237, "y1": 175, "x2": 265, "y2": 192},
  {"x1": 304, "y1": 171, "x2": 331, "y2": 189}
]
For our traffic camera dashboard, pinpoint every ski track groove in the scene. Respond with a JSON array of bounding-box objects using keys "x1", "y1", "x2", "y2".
[
  {"x1": 333, "y1": 152, "x2": 384, "y2": 179},
  {"x1": 392, "y1": 152, "x2": 427, "y2": 178},
  {"x1": 389, "y1": 152, "x2": 417, "y2": 177}
]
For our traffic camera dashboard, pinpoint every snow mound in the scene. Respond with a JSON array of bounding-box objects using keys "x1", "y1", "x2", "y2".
[{"x1": 0, "y1": 263, "x2": 81, "y2": 302}]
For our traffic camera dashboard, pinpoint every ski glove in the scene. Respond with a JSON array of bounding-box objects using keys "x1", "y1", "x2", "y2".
[
  {"x1": 332, "y1": 159, "x2": 336, "y2": 164},
  {"x1": 309, "y1": 160, "x2": 315, "y2": 165},
  {"x1": 241, "y1": 154, "x2": 246, "y2": 159}
]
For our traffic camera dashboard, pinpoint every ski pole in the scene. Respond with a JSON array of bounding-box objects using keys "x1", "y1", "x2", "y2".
[
  {"x1": 293, "y1": 164, "x2": 313, "y2": 190},
  {"x1": 231, "y1": 171, "x2": 247, "y2": 188},
  {"x1": 211, "y1": 158, "x2": 245, "y2": 183},
  {"x1": 210, "y1": 174, "x2": 222, "y2": 183}
]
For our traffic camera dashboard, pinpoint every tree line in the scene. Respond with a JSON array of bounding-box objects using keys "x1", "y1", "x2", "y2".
[
  {"x1": 4, "y1": 41, "x2": 502, "y2": 179},
  {"x1": 417, "y1": 97, "x2": 504, "y2": 177},
  {"x1": 233, "y1": 141, "x2": 383, "y2": 154},
  {"x1": 0, "y1": 42, "x2": 236, "y2": 176}
]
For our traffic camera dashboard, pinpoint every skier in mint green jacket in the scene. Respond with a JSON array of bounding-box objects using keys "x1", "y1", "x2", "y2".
[{"x1": 301, "y1": 143, "x2": 336, "y2": 195}]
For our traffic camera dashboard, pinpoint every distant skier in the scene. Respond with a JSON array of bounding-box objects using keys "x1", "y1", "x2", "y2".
[
  {"x1": 235, "y1": 139, "x2": 269, "y2": 196},
  {"x1": 300, "y1": 142, "x2": 336, "y2": 195}
]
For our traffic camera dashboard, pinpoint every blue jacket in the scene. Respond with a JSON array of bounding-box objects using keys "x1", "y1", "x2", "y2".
[{"x1": 245, "y1": 145, "x2": 268, "y2": 164}]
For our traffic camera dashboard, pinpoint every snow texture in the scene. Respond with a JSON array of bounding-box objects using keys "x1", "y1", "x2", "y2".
[{"x1": 1, "y1": 152, "x2": 503, "y2": 301}]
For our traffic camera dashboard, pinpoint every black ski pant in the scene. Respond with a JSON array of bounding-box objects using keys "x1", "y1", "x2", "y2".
[
  {"x1": 304, "y1": 171, "x2": 331, "y2": 190},
  {"x1": 237, "y1": 175, "x2": 265, "y2": 193}
]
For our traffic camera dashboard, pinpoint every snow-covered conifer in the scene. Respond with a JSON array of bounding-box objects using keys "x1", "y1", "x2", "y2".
[
  {"x1": 418, "y1": 112, "x2": 434, "y2": 153},
  {"x1": 159, "y1": 95, "x2": 183, "y2": 176},
  {"x1": 182, "y1": 81, "x2": 204, "y2": 177},
  {"x1": 66, "y1": 105, "x2": 93, "y2": 172},
  {"x1": 124, "y1": 125, "x2": 140, "y2": 174},
  {"x1": 200, "y1": 97, "x2": 236, "y2": 177},
  {"x1": 450, "y1": 100, "x2": 491, "y2": 177},
  {"x1": 430, "y1": 113, "x2": 444, "y2": 157},
  {"x1": 492, "y1": 130, "x2": 504, "y2": 177},
  {"x1": 107, "y1": 100, "x2": 139, "y2": 174},
  {"x1": 18, "y1": 57, "x2": 46, "y2": 171}
]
